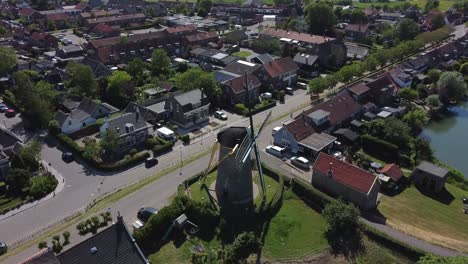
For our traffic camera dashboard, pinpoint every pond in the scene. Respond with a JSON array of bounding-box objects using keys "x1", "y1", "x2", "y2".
[{"x1": 420, "y1": 101, "x2": 468, "y2": 179}]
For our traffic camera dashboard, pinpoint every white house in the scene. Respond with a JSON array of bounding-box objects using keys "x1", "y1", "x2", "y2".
[{"x1": 55, "y1": 97, "x2": 118, "y2": 134}]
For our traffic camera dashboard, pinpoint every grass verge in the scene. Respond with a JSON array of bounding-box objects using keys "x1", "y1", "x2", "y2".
[{"x1": 379, "y1": 183, "x2": 468, "y2": 253}]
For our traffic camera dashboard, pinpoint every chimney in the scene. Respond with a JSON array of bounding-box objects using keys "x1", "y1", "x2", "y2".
[{"x1": 327, "y1": 162, "x2": 333, "y2": 178}]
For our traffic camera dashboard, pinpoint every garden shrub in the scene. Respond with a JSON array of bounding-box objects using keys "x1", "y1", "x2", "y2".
[
  {"x1": 29, "y1": 174, "x2": 58, "y2": 199},
  {"x1": 361, "y1": 134, "x2": 399, "y2": 162}
]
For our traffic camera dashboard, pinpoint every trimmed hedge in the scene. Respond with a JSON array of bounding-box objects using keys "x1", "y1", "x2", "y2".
[
  {"x1": 290, "y1": 178, "x2": 333, "y2": 211},
  {"x1": 249, "y1": 100, "x2": 276, "y2": 116},
  {"x1": 152, "y1": 137, "x2": 174, "y2": 155},
  {"x1": 56, "y1": 133, "x2": 150, "y2": 171},
  {"x1": 361, "y1": 134, "x2": 399, "y2": 162}
]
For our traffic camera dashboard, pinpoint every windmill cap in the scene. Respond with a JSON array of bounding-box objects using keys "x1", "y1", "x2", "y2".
[{"x1": 218, "y1": 127, "x2": 248, "y2": 148}]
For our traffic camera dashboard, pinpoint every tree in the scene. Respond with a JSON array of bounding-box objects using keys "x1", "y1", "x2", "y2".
[
  {"x1": 11, "y1": 140, "x2": 42, "y2": 172},
  {"x1": 197, "y1": 0, "x2": 212, "y2": 17},
  {"x1": 150, "y1": 49, "x2": 171, "y2": 76},
  {"x1": 175, "y1": 2, "x2": 189, "y2": 15},
  {"x1": 403, "y1": 108, "x2": 428, "y2": 132},
  {"x1": 305, "y1": 2, "x2": 336, "y2": 35},
  {"x1": 0, "y1": 26, "x2": 7, "y2": 35},
  {"x1": 0, "y1": 46, "x2": 17, "y2": 74},
  {"x1": 230, "y1": 232, "x2": 262, "y2": 261},
  {"x1": 363, "y1": 55, "x2": 379, "y2": 71},
  {"x1": 399, "y1": 87, "x2": 419, "y2": 101},
  {"x1": 66, "y1": 61, "x2": 98, "y2": 97},
  {"x1": 176, "y1": 68, "x2": 220, "y2": 106},
  {"x1": 460, "y1": 62, "x2": 468, "y2": 75},
  {"x1": 437, "y1": 71, "x2": 467, "y2": 102},
  {"x1": 308, "y1": 77, "x2": 329, "y2": 95},
  {"x1": 417, "y1": 255, "x2": 468, "y2": 264},
  {"x1": 350, "y1": 9, "x2": 368, "y2": 24},
  {"x1": 106, "y1": 70, "x2": 134, "y2": 108},
  {"x1": 396, "y1": 18, "x2": 420, "y2": 40},
  {"x1": 414, "y1": 137, "x2": 433, "y2": 162},
  {"x1": 424, "y1": 0, "x2": 440, "y2": 13},
  {"x1": 427, "y1": 69, "x2": 441, "y2": 83},
  {"x1": 252, "y1": 38, "x2": 280, "y2": 54},
  {"x1": 83, "y1": 143, "x2": 101, "y2": 162},
  {"x1": 323, "y1": 199, "x2": 361, "y2": 251},
  {"x1": 426, "y1": 94, "x2": 442, "y2": 108},
  {"x1": 127, "y1": 58, "x2": 147, "y2": 85},
  {"x1": 367, "y1": 118, "x2": 411, "y2": 147},
  {"x1": 430, "y1": 13, "x2": 446, "y2": 30},
  {"x1": 5, "y1": 168, "x2": 31, "y2": 193},
  {"x1": 99, "y1": 130, "x2": 119, "y2": 161}
]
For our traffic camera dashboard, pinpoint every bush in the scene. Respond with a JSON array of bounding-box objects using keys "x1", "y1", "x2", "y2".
[
  {"x1": 145, "y1": 137, "x2": 158, "y2": 149},
  {"x1": 153, "y1": 137, "x2": 174, "y2": 155},
  {"x1": 291, "y1": 178, "x2": 332, "y2": 210},
  {"x1": 29, "y1": 174, "x2": 58, "y2": 199},
  {"x1": 250, "y1": 100, "x2": 276, "y2": 116},
  {"x1": 129, "y1": 148, "x2": 138, "y2": 156},
  {"x1": 180, "y1": 134, "x2": 190, "y2": 144},
  {"x1": 63, "y1": 231, "x2": 70, "y2": 246},
  {"x1": 234, "y1": 103, "x2": 247, "y2": 115},
  {"x1": 57, "y1": 133, "x2": 83, "y2": 155},
  {"x1": 38, "y1": 241, "x2": 48, "y2": 249},
  {"x1": 185, "y1": 199, "x2": 219, "y2": 231},
  {"x1": 48, "y1": 120, "x2": 60, "y2": 135}
]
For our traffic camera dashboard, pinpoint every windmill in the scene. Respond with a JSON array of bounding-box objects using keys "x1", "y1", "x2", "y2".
[{"x1": 210, "y1": 74, "x2": 271, "y2": 208}]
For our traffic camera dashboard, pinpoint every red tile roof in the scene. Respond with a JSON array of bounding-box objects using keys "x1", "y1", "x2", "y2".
[
  {"x1": 165, "y1": 25, "x2": 196, "y2": 34},
  {"x1": 303, "y1": 91, "x2": 362, "y2": 127},
  {"x1": 366, "y1": 75, "x2": 397, "y2": 94},
  {"x1": 263, "y1": 57, "x2": 299, "y2": 78},
  {"x1": 89, "y1": 30, "x2": 167, "y2": 48},
  {"x1": 284, "y1": 115, "x2": 316, "y2": 141},
  {"x1": 262, "y1": 28, "x2": 335, "y2": 45},
  {"x1": 380, "y1": 163, "x2": 403, "y2": 182},
  {"x1": 19, "y1": 8, "x2": 35, "y2": 16},
  {"x1": 93, "y1": 23, "x2": 115, "y2": 34},
  {"x1": 348, "y1": 82, "x2": 370, "y2": 96},
  {"x1": 86, "y1": 13, "x2": 145, "y2": 25},
  {"x1": 224, "y1": 74, "x2": 260, "y2": 94},
  {"x1": 81, "y1": 10, "x2": 121, "y2": 19},
  {"x1": 314, "y1": 153, "x2": 377, "y2": 194}
]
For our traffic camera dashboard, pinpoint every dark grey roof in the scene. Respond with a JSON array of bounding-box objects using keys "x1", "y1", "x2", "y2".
[
  {"x1": 145, "y1": 101, "x2": 167, "y2": 114},
  {"x1": 293, "y1": 53, "x2": 318, "y2": 66},
  {"x1": 223, "y1": 60, "x2": 261, "y2": 75},
  {"x1": 70, "y1": 97, "x2": 99, "y2": 121},
  {"x1": 299, "y1": 133, "x2": 336, "y2": 151},
  {"x1": 345, "y1": 43, "x2": 369, "y2": 59},
  {"x1": 214, "y1": 70, "x2": 240, "y2": 83},
  {"x1": 254, "y1": 53, "x2": 274, "y2": 64},
  {"x1": 107, "y1": 112, "x2": 150, "y2": 136},
  {"x1": 174, "y1": 89, "x2": 206, "y2": 106},
  {"x1": 62, "y1": 99, "x2": 80, "y2": 112},
  {"x1": 334, "y1": 128, "x2": 359, "y2": 142},
  {"x1": 124, "y1": 102, "x2": 157, "y2": 121},
  {"x1": 190, "y1": 47, "x2": 208, "y2": 56},
  {"x1": 416, "y1": 161, "x2": 449, "y2": 178},
  {"x1": 55, "y1": 110, "x2": 69, "y2": 127},
  {"x1": 60, "y1": 45, "x2": 84, "y2": 54},
  {"x1": 0, "y1": 125, "x2": 23, "y2": 151},
  {"x1": 80, "y1": 57, "x2": 112, "y2": 78},
  {"x1": 57, "y1": 218, "x2": 148, "y2": 264}
]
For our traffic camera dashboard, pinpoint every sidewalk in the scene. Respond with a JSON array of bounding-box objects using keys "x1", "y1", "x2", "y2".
[{"x1": 0, "y1": 160, "x2": 65, "y2": 222}]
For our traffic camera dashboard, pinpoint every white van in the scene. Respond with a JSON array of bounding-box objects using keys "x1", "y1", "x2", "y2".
[
  {"x1": 272, "y1": 127, "x2": 281, "y2": 136},
  {"x1": 297, "y1": 82, "x2": 308, "y2": 89},
  {"x1": 156, "y1": 127, "x2": 176, "y2": 141},
  {"x1": 266, "y1": 145, "x2": 285, "y2": 157},
  {"x1": 291, "y1": 156, "x2": 310, "y2": 170}
]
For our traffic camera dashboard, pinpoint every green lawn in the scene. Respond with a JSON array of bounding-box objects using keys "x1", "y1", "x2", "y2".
[
  {"x1": 262, "y1": 190, "x2": 327, "y2": 260},
  {"x1": 353, "y1": 0, "x2": 457, "y2": 11},
  {"x1": 379, "y1": 183, "x2": 468, "y2": 253},
  {"x1": 0, "y1": 194, "x2": 23, "y2": 212},
  {"x1": 357, "y1": 237, "x2": 413, "y2": 264},
  {"x1": 232, "y1": 51, "x2": 253, "y2": 59}
]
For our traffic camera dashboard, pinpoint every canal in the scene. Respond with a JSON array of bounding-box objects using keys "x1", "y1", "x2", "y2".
[{"x1": 420, "y1": 101, "x2": 468, "y2": 178}]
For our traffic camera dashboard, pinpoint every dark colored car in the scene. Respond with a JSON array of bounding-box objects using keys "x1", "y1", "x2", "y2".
[
  {"x1": 5, "y1": 109, "x2": 15, "y2": 117},
  {"x1": 0, "y1": 241, "x2": 7, "y2": 255},
  {"x1": 145, "y1": 157, "x2": 158, "y2": 168},
  {"x1": 137, "y1": 207, "x2": 158, "y2": 222},
  {"x1": 62, "y1": 152, "x2": 73, "y2": 163}
]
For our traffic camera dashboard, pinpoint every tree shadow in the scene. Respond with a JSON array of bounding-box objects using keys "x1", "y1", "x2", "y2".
[
  {"x1": 415, "y1": 185, "x2": 455, "y2": 205},
  {"x1": 325, "y1": 229, "x2": 364, "y2": 260},
  {"x1": 361, "y1": 208, "x2": 387, "y2": 225}
]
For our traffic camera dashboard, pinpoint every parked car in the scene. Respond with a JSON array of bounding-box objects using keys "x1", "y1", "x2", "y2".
[
  {"x1": 62, "y1": 152, "x2": 73, "y2": 163},
  {"x1": 137, "y1": 207, "x2": 158, "y2": 222},
  {"x1": 145, "y1": 157, "x2": 158, "y2": 168},
  {"x1": 0, "y1": 241, "x2": 7, "y2": 255},
  {"x1": 291, "y1": 156, "x2": 310, "y2": 170},
  {"x1": 285, "y1": 87, "x2": 294, "y2": 95},
  {"x1": 214, "y1": 111, "x2": 228, "y2": 120},
  {"x1": 265, "y1": 145, "x2": 285, "y2": 157},
  {"x1": 5, "y1": 109, "x2": 15, "y2": 117},
  {"x1": 260, "y1": 92, "x2": 272, "y2": 99},
  {"x1": 0, "y1": 104, "x2": 8, "y2": 112}
]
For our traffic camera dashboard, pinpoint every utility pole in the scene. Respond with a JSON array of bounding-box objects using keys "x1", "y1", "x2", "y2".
[{"x1": 179, "y1": 146, "x2": 183, "y2": 175}]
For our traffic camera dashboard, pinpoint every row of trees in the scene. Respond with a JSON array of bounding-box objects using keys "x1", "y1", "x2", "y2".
[{"x1": 308, "y1": 27, "x2": 451, "y2": 95}]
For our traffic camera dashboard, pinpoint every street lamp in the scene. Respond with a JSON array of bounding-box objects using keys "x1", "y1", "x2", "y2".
[{"x1": 179, "y1": 146, "x2": 183, "y2": 175}]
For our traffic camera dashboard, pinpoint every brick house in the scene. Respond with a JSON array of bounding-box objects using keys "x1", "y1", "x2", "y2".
[
  {"x1": 183, "y1": 31, "x2": 219, "y2": 48},
  {"x1": 84, "y1": 13, "x2": 146, "y2": 28},
  {"x1": 166, "y1": 89, "x2": 210, "y2": 129},
  {"x1": 344, "y1": 24, "x2": 370, "y2": 43},
  {"x1": 312, "y1": 153, "x2": 381, "y2": 210},
  {"x1": 220, "y1": 74, "x2": 260, "y2": 106},
  {"x1": 262, "y1": 57, "x2": 299, "y2": 90},
  {"x1": 91, "y1": 23, "x2": 121, "y2": 38}
]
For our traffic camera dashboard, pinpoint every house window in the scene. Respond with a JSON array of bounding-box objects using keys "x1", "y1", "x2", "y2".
[
  {"x1": 68, "y1": 120, "x2": 72, "y2": 125},
  {"x1": 82, "y1": 122, "x2": 86, "y2": 127},
  {"x1": 281, "y1": 139, "x2": 290, "y2": 147}
]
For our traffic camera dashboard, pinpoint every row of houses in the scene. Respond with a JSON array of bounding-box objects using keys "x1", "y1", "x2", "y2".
[{"x1": 273, "y1": 34, "x2": 467, "y2": 211}]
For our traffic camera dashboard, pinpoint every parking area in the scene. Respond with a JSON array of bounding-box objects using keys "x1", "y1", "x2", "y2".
[
  {"x1": 0, "y1": 99, "x2": 32, "y2": 141},
  {"x1": 51, "y1": 29, "x2": 87, "y2": 46}
]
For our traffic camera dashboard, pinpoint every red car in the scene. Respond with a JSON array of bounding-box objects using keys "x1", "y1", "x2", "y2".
[{"x1": 5, "y1": 109, "x2": 15, "y2": 117}]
